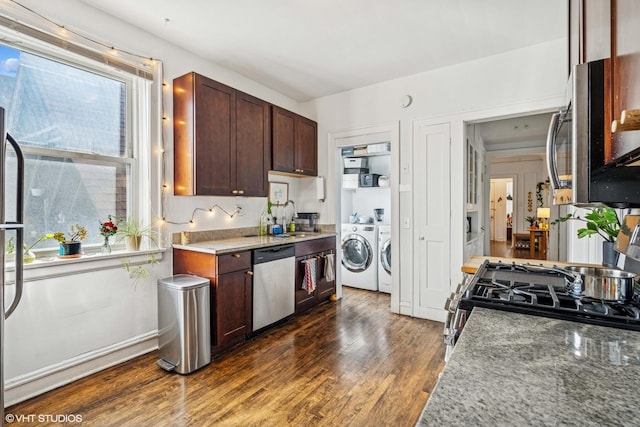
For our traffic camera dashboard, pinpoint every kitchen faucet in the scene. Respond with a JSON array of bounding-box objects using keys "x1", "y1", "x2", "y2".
[{"x1": 284, "y1": 200, "x2": 297, "y2": 223}]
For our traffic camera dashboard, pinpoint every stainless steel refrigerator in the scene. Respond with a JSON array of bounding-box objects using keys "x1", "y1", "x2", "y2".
[{"x1": 0, "y1": 106, "x2": 25, "y2": 424}]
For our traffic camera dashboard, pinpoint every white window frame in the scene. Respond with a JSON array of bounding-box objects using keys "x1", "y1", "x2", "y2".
[{"x1": 0, "y1": 23, "x2": 160, "y2": 272}]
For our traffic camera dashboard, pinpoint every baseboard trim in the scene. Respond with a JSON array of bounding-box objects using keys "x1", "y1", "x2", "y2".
[{"x1": 5, "y1": 331, "x2": 158, "y2": 407}]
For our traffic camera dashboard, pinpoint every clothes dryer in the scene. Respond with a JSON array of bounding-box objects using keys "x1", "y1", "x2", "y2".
[
  {"x1": 341, "y1": 223, "x2": 378, "y2": 291},
  {"x1": 377, "y1": 225, "x2": 391, "y2": 293}
]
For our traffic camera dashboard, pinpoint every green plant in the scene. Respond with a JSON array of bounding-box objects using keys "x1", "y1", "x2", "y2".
[
  {"x1": 6, "y1": 233, "x2": 56, "y2": 263},
  {"x1": 7, "y1": 233, "x2": 58, "y2": 254},
  {"x1": 551, "y1": 207, "x2": 621, "y2": 242},
  {"x1": 115, "y1": 217, "x2": 158, "y2": 244},
  {"x1": 525, "y1": 216, "x2": 537, "y2": 227},
  {"x1": 52, "y1": 224, "x2": 87, "y2": 243},
  {"x1": 122, "y1": 255, "x2": 158, "y2": 287}
]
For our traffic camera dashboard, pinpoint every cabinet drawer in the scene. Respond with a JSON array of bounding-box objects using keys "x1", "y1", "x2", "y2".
[
  {"x1": 218, "y1": 251, "x2": 251, "y2": 274},
  {"x1": 295, "y1": 237, "x2": 336, "y2": 256}
]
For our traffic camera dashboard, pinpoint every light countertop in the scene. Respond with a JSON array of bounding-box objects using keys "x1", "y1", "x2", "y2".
[
  {"x1": 461, "y1": 255, "x2": 595, "y2": 275},
  {"x1": 172, "y1": 232, "x2": 337, "y2": 255},
  {"x1": 417, "y1": 307, "x2": 640, "y2": 426}
]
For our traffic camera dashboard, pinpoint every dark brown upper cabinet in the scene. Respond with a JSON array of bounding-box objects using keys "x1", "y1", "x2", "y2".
[
  {"x1": 272, "y1": 105, "x2": 318, "y2": 177},
  {"x1": 173, "y1": 72, "x2": 270, "y2": 196},
  {"x1": 569, "y1": 0, "x2": 640, "y2": 160}
]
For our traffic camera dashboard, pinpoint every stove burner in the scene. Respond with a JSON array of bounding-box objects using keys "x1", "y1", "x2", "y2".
[
  {"x1": 582, "y1": 303, "x2": 609, "y2": 315},
  {"x1": 458, "y1": 261, "x2": 640, "y2": 332}
]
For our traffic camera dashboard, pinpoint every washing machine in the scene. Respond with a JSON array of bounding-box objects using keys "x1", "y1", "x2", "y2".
[
  {"x1": 341, "y1": 223, "x2": 378, "y2": 291},
  {"x1": 377, "y1": 225, "x2": 391, "y2": 293}
]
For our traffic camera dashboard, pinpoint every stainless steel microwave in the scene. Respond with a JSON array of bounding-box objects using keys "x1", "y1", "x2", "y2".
[{"x1": 546, "y1": 58, "x2": 640, "y2": 208}]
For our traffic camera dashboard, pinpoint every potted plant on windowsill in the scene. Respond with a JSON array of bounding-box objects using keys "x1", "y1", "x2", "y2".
[
  {"x1": 6, "y1": 234, "x2": 54, "y2": 263},
  {"x1": 551, "y1": 207, "x2": 621, "y2": 267},
  {"x1": 115, "y1": 217, "x2": 158, "y2": 251},
  {"x1": 52, "y1": 224, "x2": 88, "y2": 257}
]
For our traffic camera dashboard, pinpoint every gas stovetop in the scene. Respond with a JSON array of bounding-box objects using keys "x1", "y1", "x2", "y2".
[{"x1": 459, "y1": 261, "x2": 640, "y2": 331}]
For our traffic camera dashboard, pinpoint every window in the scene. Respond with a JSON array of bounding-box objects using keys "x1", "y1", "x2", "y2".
[{"x1": 1, "y1": 38, "x2": 149, "y2": 253}]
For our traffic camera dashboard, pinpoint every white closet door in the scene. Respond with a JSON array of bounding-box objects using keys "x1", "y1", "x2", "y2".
[{"x1": 413, "y1": 121, "x2": 451, "y2": 321}]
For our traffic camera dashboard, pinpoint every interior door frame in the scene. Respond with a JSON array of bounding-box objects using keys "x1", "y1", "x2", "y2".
[{"x1": 328, "y1": 122, "x2": 400, "y2": 311}]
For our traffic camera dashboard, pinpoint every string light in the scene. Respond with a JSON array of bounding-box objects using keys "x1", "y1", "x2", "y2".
[
  {"x1": 9, "y1": 0, "x2": 154, "y2": 62},
  {"x1": 10, "y1": 0, "x2": 246, "y2": 230},
  {"x1": 162, "y1": 205, "x2": 241, "y2": 226}
]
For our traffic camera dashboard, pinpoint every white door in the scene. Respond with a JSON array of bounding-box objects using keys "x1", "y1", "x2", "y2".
[{"x1": 413, "y1": 122, "x2": 451, "y2": 322}]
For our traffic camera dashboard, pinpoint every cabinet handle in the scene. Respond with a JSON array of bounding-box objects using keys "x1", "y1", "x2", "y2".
[
  {"x1": 238, "y1": 190, "x2": 244, "y2": 195},
  {"x1": 232, "y1": 254, "x2": 241, "y2": 258},
  {"x1": 246, "y1": 271, "x2": 254, "y2": 276},
  {"x1": 231, "y1": 190, "x2": 238, "y2": 194}
]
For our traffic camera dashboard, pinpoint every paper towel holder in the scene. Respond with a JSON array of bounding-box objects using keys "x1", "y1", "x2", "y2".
[{"x1": 316, "y1": 176, "x2": 325, "y2": 202}]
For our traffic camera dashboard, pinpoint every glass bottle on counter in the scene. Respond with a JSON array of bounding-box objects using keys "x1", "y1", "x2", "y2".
[{"x1": 259, "y1": 201, "x2": 273, "y2": 236}]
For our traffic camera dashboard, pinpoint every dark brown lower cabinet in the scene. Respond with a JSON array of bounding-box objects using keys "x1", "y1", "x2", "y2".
[
  {"x1": 173, "y1": 249, "x2": 252, "y2": 355},
  {"x1": 173, "y1": 237, "x2": 336, "y2": 355},
  {"x1": 294, "y1": 237, "x2": 336, "y2": 314}
]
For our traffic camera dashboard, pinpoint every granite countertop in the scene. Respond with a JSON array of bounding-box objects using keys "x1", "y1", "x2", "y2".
[
  {"x1": 417, "y1": 307, "x2": 640, "y2": 426},
  {"x1": 172, "y1": 232, "x2": 337, "y2": 255}
]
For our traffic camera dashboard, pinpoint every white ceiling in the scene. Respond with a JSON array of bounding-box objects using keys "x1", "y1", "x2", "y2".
[
  {"x1": 78, "y1": 0, "x2": 566, "y2": 102},
  {"x1": 476, "y1": 112, "x2": 553, "y2": 148}
]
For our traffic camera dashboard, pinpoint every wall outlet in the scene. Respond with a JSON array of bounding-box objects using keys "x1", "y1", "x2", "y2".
[{"x1": 235, "y1": 205, "x2": 244, "y2": 216}]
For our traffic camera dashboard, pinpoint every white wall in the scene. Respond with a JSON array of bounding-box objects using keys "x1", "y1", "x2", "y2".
[
  {"x1": 0, "y1": 0, "x2": 569, "y2": 403},
  {"x1": 490, "y1": 159, "x2": 547, "y2": 234},
  {"x1": 0, "y1": 0, "x2": 308, "y2": 405},
  {"x1": 306, "y1": 38, "x2": 567, "y2": 318}
]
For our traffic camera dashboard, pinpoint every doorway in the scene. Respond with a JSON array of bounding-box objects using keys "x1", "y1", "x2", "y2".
[
  {"x1": 490, "y1": 178, "x2": 513, "y2": 242},
  {"x1": 489, "y1": 177, "x2": 514, "y2": 257},
  {"x1": 471, "y1": 112, "x2": 558, "y2": 261}
]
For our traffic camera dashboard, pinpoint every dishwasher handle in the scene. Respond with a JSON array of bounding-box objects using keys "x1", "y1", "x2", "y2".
[{"x1": 253, "y1": 244, "x2": 295, "y2": 264}]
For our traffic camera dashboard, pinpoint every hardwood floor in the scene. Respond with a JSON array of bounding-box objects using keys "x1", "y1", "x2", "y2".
[
  {"x1": 7, "y1": 287, "x2": 446, "y2": 426},
  {"x1": 490, "y1": 239, "x2": 548, "y2": 260}
]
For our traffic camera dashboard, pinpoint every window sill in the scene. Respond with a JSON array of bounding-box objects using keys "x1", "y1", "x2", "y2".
[{"x1": 5, "y1": 248, "x2": 166, "y2": 283}]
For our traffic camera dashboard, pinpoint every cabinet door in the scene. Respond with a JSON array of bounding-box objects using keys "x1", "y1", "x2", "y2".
[
  {"x1": 295, "y1": 116, "x2": 317, "y2": 176},
  {"x1": 316, "y1": 251, "x2": 335, "y2": 301},
  {"x1": 295, "y1": 255, "x2": 317, "y2": 314},
  {"x1": 235, "y1": 91, "x2": 270, "y2": 196},
  {"x1": 215, "y1": 269, "x2": 252, "y2": 349},
  {"x1": 194, "y1": 74, "x2": 236, "y2": 195},
  {"x1": 272, "y1": 106, "x2": 318, "y2": 176},
  {"x1": 611, "y1": 0, "x2": 640, "y2": 160},
  {"x1": 568, "y1": 0, "x2": 582, "y2": 71},
  {"x1": 272, "y1": 106, "x2": 296, "y2": 173},
  {"x1": 584, "y1": 0, "x2": 611, "y2": 62}
]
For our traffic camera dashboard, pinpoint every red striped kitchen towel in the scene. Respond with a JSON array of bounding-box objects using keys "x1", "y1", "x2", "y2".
[{"x1": 302, "y1": 258, "x2": 317, "y2": 294}]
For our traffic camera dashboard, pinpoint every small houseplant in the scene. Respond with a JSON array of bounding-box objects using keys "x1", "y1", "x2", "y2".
[
  {"x1": 115, "y1": 217, "x2": 158, "y2": 251},
  {"x1": 6, "y1": 234, "x2": 54, "y2": 263},
  {"x1": 551, "y1": 207, "x2": 620, "y2": 242},
  {"x1": 525, "y1": 216, "x2": 537, "y2": 228},
  {"x1": 551, "y1": 207, "x2": 621, "y2": 266},
  {"x1": 53, "y1": 224, "x2": 88, "y2": 256}
]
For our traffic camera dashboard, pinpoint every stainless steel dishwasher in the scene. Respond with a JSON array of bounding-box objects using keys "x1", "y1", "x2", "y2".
[{"x1": 252, "y1": 244, "x2": 296, "y2": 332}]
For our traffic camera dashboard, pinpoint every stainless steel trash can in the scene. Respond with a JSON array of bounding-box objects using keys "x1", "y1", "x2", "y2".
[{"x1": 157, "y1": 274, "x2": 211, "y2": 374}]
